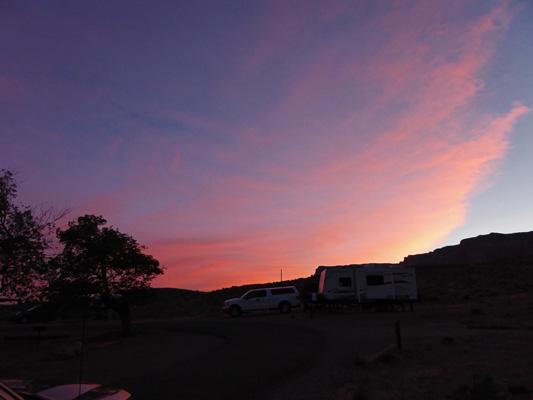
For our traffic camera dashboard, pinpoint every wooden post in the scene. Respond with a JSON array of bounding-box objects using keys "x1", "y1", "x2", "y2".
[
  {"x1": 33, "y1": 326, "x2": 46, "y2": 343},
  {"x1": 395, "y1": 320, "x2": 402, "y2": 351}
]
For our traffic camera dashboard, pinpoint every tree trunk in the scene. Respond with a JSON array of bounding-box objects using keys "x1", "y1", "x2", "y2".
[
  {"x1": 117, "y1": 303, "x2": 131, "y2": 337},
  {"x1": 108, "y1": 300, "x2": 131, "y2": 337}
]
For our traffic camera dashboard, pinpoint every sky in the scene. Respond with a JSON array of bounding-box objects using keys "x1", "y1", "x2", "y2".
[{"x1": 1, "y1": 1, "x2": 532, "y2": 291}]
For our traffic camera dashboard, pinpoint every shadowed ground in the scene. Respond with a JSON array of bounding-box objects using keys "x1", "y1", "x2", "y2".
[
  {"x1": 2, "y1": 259, "x2": 533, "y2": 399},
  {"x1": 2, "y1": 303, "x2": 532, "y2": 399}
]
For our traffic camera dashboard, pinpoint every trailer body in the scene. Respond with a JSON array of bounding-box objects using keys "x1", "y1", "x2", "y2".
[{"x1": 318, "y1": 264, "x2": 417, "y2": 305}]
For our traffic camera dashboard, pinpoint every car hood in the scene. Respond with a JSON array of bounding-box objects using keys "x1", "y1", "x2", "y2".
[
  {"x1": 224, "y1": 297, "x2": 240, "y2": 303},
  {"x1": 37, "y1": 384, "x2": 131, "y2": 400},
  {"x1": 2, "y1": 380, "x2": 131, "y2": 400}
]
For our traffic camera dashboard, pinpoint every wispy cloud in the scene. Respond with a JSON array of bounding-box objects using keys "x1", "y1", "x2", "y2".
[
  {"x1": 1, "y1": 1, "x2": 530, "y2": 291},
  {"x1": 143, "y1": 2, "x2": 529, "y2": 290}
]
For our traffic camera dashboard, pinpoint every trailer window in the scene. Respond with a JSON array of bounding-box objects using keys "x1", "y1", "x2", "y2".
[
  {"x1": 339, "y1": 277, "x2": 352, "y2": 287},
  {"x1": 366, "y1": 275, "x2": 384, "y2": 286}
]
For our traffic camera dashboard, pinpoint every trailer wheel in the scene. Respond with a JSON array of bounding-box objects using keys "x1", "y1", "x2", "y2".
[
  {"x1": 228, "y1": 305, "x2": 242, "y2": 318},
  {"x1": 279, "y1": 301, "x2": 291, "y2": 314}
]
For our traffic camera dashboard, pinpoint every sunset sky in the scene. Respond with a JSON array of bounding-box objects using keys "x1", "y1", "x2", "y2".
[{"x1": 1, "y1": 1, "x2": 532, "y2": 290}]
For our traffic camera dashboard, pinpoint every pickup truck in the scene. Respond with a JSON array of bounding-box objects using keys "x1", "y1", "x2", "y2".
[{"x1": 222, "y1": 286, "x2": 301, "y2": 317}]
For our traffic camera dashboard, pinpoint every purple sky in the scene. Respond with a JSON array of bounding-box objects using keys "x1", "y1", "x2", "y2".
[{"x1": 2, "y1": 1, "x2": 532, "y2": 290}]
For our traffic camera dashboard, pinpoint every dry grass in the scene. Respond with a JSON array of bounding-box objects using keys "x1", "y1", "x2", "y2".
[
  {"x1": 344, "y1": 257, "x2": 533, "y2": 400},
  {"x1": 348, "y1": 314, "x2": 533, "y2": 399}
]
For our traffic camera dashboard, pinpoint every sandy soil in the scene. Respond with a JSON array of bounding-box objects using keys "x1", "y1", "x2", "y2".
[
  {"x1": 1, "y1": 299, "x2": 532, "y2": 400},
  {"x1": 260, "y1": 299, "x2": 533, "y2": 400}
]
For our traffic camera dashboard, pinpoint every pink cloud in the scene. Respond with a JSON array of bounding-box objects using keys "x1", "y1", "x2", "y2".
[
  {"x1": 143, "y1": 3, "x2": 531, "y2": 291},
  {"x1": 14, "y1": 2, "x2": 527, "y2": 292}
]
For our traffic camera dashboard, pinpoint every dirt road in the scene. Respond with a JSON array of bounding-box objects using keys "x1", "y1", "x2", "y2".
[
  {"x1": 113, "y1": 316, "x2": 325, "y2": 399},
  {"x1": 1, "y1": 311, "x2": 400, "y2": 399},
  {"x1": 112, "y1": 312, "x2": 412, "y2": 399}
]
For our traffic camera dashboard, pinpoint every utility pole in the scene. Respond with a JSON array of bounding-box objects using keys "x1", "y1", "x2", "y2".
[{"x1": 280, "y1": 269, "x2": 283, "y2": 281}]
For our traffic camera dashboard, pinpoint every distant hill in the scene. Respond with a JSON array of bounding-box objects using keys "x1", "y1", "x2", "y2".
[
  {"x1": 132, "y1": 230, "x2": 533, "y2": 319},
  {"x1": 403, "y1": 231, "x2": 533, "y2": 266}
]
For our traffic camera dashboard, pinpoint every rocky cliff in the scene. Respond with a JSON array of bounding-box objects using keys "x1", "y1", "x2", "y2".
[{"x1": 402, "y1": 231, "x2": 533, "y2": 266}]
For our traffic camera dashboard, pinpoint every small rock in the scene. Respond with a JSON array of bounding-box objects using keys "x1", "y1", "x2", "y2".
[
  {"x1": 45, "y1": 341, "x2": 84, "y2": 360},
  {"x1": 441, "y1": 336, "x2": 454, "y2": 345}
]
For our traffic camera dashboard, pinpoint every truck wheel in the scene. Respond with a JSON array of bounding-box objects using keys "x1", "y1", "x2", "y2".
[
  {"x1": 279, "y1": 302, "x2": 291, "y2": 314},
  {"x1": 229, "y1": 305, "x2": 242, "y2": 318}
]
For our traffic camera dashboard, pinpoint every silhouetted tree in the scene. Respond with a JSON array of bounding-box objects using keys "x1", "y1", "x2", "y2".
[
  {"x1": 53, "y1": 215, "x2": 163, "y2": 336},
  {"x1": 0, "y1": 169, "x2": 62, "y2": 300}
]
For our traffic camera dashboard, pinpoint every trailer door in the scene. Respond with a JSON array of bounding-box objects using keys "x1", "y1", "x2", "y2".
[
  {"x1": 390, "y1": 268, "x2": 418, "y2": 300},
  {"x1": 336, "y1": 272, "x2": 357, "y2": 302},
  {"x1": 321, "y1": 269, "x2": 357, "y2": 302}
]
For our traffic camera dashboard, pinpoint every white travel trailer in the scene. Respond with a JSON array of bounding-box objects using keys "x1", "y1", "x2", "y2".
[{"x1": 317, "y1": 264, "x2": 418, "y2": 307}]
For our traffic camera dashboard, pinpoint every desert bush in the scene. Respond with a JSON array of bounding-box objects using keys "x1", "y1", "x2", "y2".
[
  {"x1": 353, "y1": 385, "x2": 371, "y2": 400},
  {"x1": 507, "y1": 383, "x2": 529, "y2": 395},
  {"x1": 353, "y1": 355, "x2": 368, "y2": 367},
  {"x1": 441, "y1": 336, "x2": 454, "y2": 344},
  {"x1": 448, "y1": 374, "x2": 504, "y2": 400},
  {"x1": 376, "y1": 351, "x2": 399, "y2": 365}
]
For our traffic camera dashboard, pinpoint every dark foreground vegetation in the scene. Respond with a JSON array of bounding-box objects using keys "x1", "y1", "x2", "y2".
[
  {"x1": 1, "y1": 169, "x2": 164, "y2": 337},
  {"x1": 1, "y1": 255, "x2": 532, "y2": 400}
]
